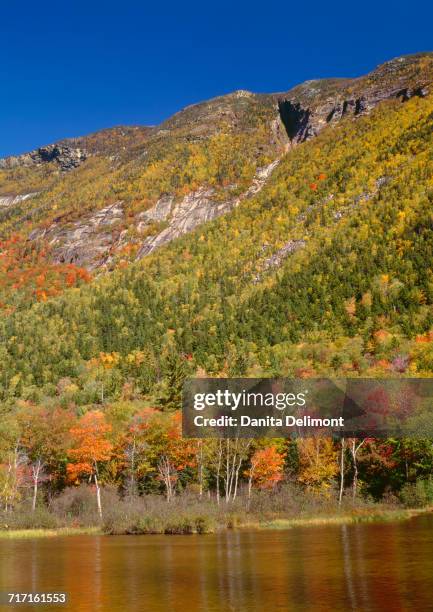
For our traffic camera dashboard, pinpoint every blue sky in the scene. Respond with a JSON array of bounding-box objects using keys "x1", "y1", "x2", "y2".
[{"x1": 1, "y1": 0, "x2": 431, "y2": 157}]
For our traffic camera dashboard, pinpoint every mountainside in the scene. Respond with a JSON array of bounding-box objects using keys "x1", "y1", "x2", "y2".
[
  {"x1": 1, "y1": 52, "x2": 433, "y2": 404},
  {"x1": 1, "y1": 54, "x2": 432, "y2": 277}
]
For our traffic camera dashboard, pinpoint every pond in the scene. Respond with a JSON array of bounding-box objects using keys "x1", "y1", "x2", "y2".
[{"x1": 1, "y1": 515, "x2": 433, "y2": 611}]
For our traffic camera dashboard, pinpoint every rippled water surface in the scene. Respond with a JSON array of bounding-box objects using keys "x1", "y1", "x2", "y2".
[{"x1": 1, "y1": 515, "x2": 433, "y2": 611}]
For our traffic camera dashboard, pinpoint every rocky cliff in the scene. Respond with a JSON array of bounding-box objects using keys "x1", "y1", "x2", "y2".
[
  {"x1": 275, "y1": 54, "x2": 432, "y2": 144},
  {"x1": 1, "y1": 52, "x2": 432, "y2": 275},
  {"x1": 0, "y1": 144, "x2": 89, "y2": 172}
]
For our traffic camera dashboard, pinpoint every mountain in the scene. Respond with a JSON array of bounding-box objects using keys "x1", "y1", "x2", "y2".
[
  {"x1": 1, "y1": 52, "x2": 433, "y2": 403},
  {"x1": 1, "y1": 53, "x2": 431, "y2": 273}
]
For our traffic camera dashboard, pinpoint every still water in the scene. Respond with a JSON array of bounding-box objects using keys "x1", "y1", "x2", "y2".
[{"x1": 1, "y1": 515, "x2": 433, "y2": 611}]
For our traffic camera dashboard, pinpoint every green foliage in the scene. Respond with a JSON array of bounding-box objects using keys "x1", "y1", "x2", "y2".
[
  {"x1": 400, "y1": 478, "x2": 433, "y2": 507},
  {"x1": 2, "y1": 61, "x2": 433, "y2": 519},
  {"x1": 3, "y1": 95, "x2": 433, "y2": 397}
]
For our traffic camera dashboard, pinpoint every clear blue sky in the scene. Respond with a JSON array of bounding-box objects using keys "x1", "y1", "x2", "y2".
[{"x1": 1, "y1": 0, "x2": 431, "y2": 157}]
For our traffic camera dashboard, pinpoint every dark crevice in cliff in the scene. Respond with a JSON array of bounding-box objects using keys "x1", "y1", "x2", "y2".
[{"x1": 277, "y1": 100, "x2": 311, "y2": 142}]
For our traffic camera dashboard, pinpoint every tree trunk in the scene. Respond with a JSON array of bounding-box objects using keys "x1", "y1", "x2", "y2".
[
  {"x1": 32, "y1": 478, "x2": 38, "y2": 512},
  {"x1": 351, "y1": 440, "x2": 358, "y2": 499},
  {"x1": 247, "y1": 453, "x2": 258, "y2": 511},
  {"x1": 216, "y1": 441, "x2": 222, "y2": 505},
  {"x1": 197, "y1": 441, "x2": 203, "y2": 498},
  {"x1": 248, "y1": 474, "x2": 253, "y2": 500},
  {"x1": 233, "y1": 454, "x2": 243, "y2": 502},
  {"x1": 225, "y1": 439, "x2": 231, "y2": 503},
  {"x1": 94, "y1": 471, "x2": 103, "y2": 520},
  {"x1": 350, "y1": 438, "x2": 365, "y2": 499},
  {"x1": 247, "y1": 472, "x2": 253, "y2": 511},
  {"x1": 166, "y1": 461, "x2": 173, "y2": 502},
  {"x1": 31, "y1": 459, "x2": 43, "y2": 512},
  {"x1": 226, "y1": 439, "x2": 240, "y2": 503},
  {"x1": 339, "y1": 438, "x2": 345, "y2": 506},
  {"x1": 158, "y1": 456, "x2": 174, "y2": 502},
  {"x1": 129, "y1": 438, "x2": 136, "y2": 497}
]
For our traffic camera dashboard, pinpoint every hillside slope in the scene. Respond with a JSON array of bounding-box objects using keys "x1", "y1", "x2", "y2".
[
  {"x1": 1, "y1": 52, "x2": 433, "y2": 403},
  {"x1": 1, "y1": 53, "x2": 432, "y2": 291}
]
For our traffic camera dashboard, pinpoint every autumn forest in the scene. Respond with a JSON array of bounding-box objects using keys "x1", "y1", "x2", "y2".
[{"x1": 1, "y1": 53, "x2": 433, "y2": 534}]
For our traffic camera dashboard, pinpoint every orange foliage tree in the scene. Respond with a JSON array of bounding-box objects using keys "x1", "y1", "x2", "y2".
[
  {"x1": 0, "y1": 234, "x2": 91, "y2": 310},
  {"x1": 67, "y1": 411, "x2": 113, "y2": 519},
  {"x1": 245, "y1": 445, "x2": 285, "y2": 499}
]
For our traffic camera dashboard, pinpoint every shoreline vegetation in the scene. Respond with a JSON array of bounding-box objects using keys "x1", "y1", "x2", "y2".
[
  {"x1": 3, "y1": 66, "x2": 433, "y2": 570},
  {"x1": 1, "y1": 507, "x2": 432, "y2": 539},
  {"x1": 1, "y1": 485, "x2": 432, "y2": 538},
  {"x1": 2, "y1": 410, "x2": 433, "y2": 541}
]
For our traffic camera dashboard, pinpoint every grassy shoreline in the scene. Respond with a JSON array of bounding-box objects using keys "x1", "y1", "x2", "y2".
[
  {"x1": 1, "y1": 507, "x2": 432, "y2": 539},
  {"x1": 0, "y1": 527, "x2": 102, "y2": 539},
  {"x1": 241, "y1": 507, "x2": 433, "y2": 530}
]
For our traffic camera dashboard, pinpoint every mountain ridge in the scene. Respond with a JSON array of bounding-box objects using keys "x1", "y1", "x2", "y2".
[
  {"x1": 0, "y1": 51, "x2": 432, "y2": 305},
  {"x1": 2, "y1": 52, "x2": 433, "y2": 402},
  {"x1": 2, "y1": 52, "x2": 432, "y2": 169}
]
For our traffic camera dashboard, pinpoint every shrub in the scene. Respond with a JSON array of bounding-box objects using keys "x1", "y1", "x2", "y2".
[
  {"x1": 0, "y1": 506, "x2": 59, "y2": 530},
  {"x1": 130, "y1": 516, "x2": 164, "y2": 535},
  {"x1": 164, "y1": 516, "x2": 194, "y2": 535},
  {"x1": 194, "y1": 515, "x2": 215, "y2": 534},
  {"x1": 400, "y1": 479, "x2": 433, "y2": 507},
  {"x1": 101, "y1": 493, "x2": 219, "y2": 534},
  {"x1": 51, "y1": 485, "x2": 99, "y2": 525}
]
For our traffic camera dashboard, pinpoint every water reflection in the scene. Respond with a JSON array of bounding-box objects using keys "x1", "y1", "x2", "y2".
[{"x1": 1, "y1": 516, "x2": 433, "y2": 611}]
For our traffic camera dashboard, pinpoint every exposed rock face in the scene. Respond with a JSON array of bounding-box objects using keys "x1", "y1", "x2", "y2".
[
  {"x1": 136, "y1": 188, "x2": 229, "y2": 258},
  {"x1": 136, "y1": 159, "x2": 280, "y2": 259},
  {"x1": 26, "y1": 160, "x2": 281, "y2": 269},
  {"x1": 29, "y1": 202, "x2": 125, "y2": 269},
  {"x1": 0, "y1": 145, "x2": 89, "y2": 172},
  {"x1": 0, "y1": 192, "x2": 39, "y2": 208},
  {"x1": 276, "y1": 56, "x2": 431, "y2": 144},
  {"x1": 136, "y1": 195, "x2": 174, "y2": 229},
  {"x1": 278, "y1": 101, "x2": 313, "y2": 142},
  {"x1": 278, "y1": 86, "x2": 428, "y2": 144},
  {"x1": 7, "y1": 52, "x2": 433, "y2": 273},
  {"x1": 253, "y1": 239, "x2": 306, "y2": 282},
  {"x1": 261, "y1": 239, "x2": 306, "y2": 270}
]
